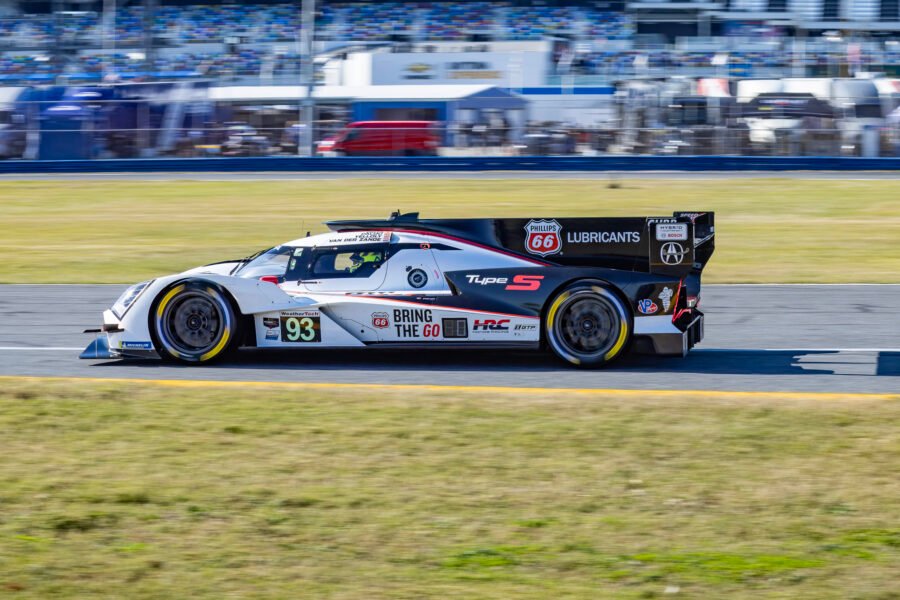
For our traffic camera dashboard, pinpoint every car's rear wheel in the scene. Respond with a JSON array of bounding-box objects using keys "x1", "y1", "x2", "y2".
[
  {"x1": 544, "y1": 283, "x2": 631, "y2": 368},
  {"x1": 150, "y1": 281, "x2": 240, "y2": 364}
]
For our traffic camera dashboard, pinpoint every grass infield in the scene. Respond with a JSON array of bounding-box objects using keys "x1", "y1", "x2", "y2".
[
  {"x1": 0, "y1": 379, "x2": 898, "y2": 598},
  {"x1": 0, "y1": 178, "x2": 898, "y2": 283}
]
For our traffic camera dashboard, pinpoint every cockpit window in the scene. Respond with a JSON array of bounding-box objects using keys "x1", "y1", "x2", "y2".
[
  {"x1": 234, "y1": 245, "x2": 298, "y2": 279},
  {"x1": 311, "y1": 249, "x2": 385, "y2": 278}
]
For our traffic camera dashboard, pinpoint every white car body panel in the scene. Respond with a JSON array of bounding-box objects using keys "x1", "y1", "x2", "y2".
[{"x1": 103, "y1": 229, "x2": 548, "y2": 354}]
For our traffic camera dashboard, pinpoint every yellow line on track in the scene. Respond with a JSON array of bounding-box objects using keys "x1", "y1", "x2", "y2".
[{"x1": 0, "y1": 375, "x2": 896, "y2": 401}]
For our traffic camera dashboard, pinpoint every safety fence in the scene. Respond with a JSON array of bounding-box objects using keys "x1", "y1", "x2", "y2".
[
  {"x1": 5, "y1": 92, "x2": 899, "y2": 159},
  {"x1": 5, "y1": 123, "x2": 900, "y2": 160}
]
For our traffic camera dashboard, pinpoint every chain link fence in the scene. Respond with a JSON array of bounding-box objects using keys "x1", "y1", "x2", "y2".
[{"x1": 2, "y1": 97, "x2": 898, "y2": 160}]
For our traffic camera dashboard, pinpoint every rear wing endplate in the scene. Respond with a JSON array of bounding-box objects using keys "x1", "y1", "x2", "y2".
[{"x1": 648, "y1": 212, "x2": 715, "y2": 278}]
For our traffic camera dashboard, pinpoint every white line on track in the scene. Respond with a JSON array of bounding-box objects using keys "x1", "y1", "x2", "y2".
[{"x1": 0, "y1": 347, "x2": 83, "y2": 351}]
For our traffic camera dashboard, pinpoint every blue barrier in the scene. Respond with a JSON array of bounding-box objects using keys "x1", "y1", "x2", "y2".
[{"x1": 0, "y1": 155, "x2": 898, "y2": 173}]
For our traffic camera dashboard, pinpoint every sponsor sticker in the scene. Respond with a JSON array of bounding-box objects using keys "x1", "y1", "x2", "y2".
[
  {"x1": 659, "y1": 287, "x2": 674, "y2": 312},
  {"x1": 473, "y1": 319, "x2": 510, "y2": 332},
  {"x1": 121, "y1": 341, "x2": 152, "y2": 350},
  {"x1": 393, "y1": 308, "x2": 438, "y2": 338},
  {"x1": 265, "y1": 329, "x2": 279, "y2": 340},
  {"x1": 637, "y1": 299, "x2": 658, "y2": 315},
  {"x1": 566, "y1": 231, "x2": 641, "y2": 244},
  {"x1": 371, "y1": 312, "x2": 389, "y2": 329},
  {"x1": 660, "y1": 242, "x2": 687, "y2": 266},
  {"x1": 281, "y1": 310, "x2": 320, "y2": 318},
  {"x1": 524, "y1": 219, "x2": 562, "y2": 257},
  {"x1": 262, "y1": 317, "x2": 279, "y2": 329},
  {"x1": 514, "y1": 323, "x2": 537, "y2": 331},
  {"x1": 656, "y1": 223, "x2": 688, "y2": 242}
]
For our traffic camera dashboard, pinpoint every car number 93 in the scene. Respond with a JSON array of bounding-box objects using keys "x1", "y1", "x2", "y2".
[{"x1": 280, "y1": 316, "x2": 322, "y2": 343}]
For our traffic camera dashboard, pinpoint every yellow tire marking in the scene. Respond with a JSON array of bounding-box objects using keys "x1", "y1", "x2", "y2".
[
  {"x1": 197, "y1": 287, "x2": 231, "y2": 361},
  {"x1": 0, "y1": 375, "x2": 896, "y2": 401},
  {"x1": 155, "y1": 284, "x2": 185, "y2": 319},
  {"x1": 199, "y1": 326, "x2": 231, "y2": 362},
  {"x1": 546, "y1": 291, "x2": 579, "y2": 363},
  {"x1": 604, "y1": 320, "x2": 629, "y2": 361},
  {"x1": 591, "y1": 285, "x2": 630, "y2": 362},
  {"x1": 546, "y1": 291, "x2": 569, "y2": 329}
]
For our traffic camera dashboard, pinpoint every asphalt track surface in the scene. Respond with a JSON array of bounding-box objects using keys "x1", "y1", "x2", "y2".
[
  {"x1": 0, "y1": 284, "x2": 898, "y2": 394},
  {"x1": 0, "y1": 171, "x2": 899, "y2": 181}
]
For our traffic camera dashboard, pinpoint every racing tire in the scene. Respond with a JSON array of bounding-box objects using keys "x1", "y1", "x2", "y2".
[
  {"x1": 150, "y1": 280, "x2": 241, "y2": 364},
  {"x1": 544, "y1": 282, "x2": 631, "y2": 368}
]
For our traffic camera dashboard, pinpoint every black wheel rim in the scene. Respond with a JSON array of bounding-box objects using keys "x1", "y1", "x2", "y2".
[
  {"x1": 555, "y1": 295, "x2": 620, "y2": 358},
  {"x1": 161, "y1": 292, "x2": 224, "y2": 356}
]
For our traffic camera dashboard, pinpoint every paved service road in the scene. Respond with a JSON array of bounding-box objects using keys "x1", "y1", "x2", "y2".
[{"x1": 0, "y1": 284, "x2": 898, "y2": 394}]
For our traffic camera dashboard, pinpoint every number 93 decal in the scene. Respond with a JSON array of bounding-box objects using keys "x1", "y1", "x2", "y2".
[{"x1": 280, "y1": 315, "x2": 322, "y2": 343}]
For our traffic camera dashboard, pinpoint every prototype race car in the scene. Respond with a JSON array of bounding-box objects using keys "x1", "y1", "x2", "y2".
[{"x1": 81, "y1": 211, "x2": 714, "y2": 368}]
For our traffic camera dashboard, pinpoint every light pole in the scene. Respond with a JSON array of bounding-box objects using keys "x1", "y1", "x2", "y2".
[
  {"x1": 143, "y1": 0, "x2": 156, "y2": 76},
  {"x1": 299, "y1": 0, "x2": 316, "y2": 156},
  {"x1": 102, "y1": 0, "x2": 116, "y2": 81}
]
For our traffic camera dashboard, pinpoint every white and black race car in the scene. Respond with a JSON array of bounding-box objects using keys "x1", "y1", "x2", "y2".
[{"x1": 81, "y1": 211, "x2": 714, "y2": 368}]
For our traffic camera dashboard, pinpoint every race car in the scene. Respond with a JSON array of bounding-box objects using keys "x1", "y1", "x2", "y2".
[{"x1": 81, "y1": 211, "x2": 714, "y2": 368}]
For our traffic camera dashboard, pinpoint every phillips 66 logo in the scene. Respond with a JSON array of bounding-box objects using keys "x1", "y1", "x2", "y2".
[{"x1": 524, "y1": 219, "x2": 562, "y2": 257}]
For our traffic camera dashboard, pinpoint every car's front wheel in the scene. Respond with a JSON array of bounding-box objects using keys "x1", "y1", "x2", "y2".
[
  {"x1": 150, "y1": 281, "x2": 240, "y2": 364},
  {"x1": 544, "y1": 282, "x2": 631, "y2": 368}
]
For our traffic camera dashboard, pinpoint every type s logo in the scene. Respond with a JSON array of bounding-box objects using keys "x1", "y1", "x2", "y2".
[{"x1": 505, "y1": 275, "x2": 545, "y2": 291}]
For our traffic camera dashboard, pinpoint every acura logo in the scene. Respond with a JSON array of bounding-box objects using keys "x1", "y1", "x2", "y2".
[{"x1": 660, "y1": 242, "x2": 687, "y2": 265}]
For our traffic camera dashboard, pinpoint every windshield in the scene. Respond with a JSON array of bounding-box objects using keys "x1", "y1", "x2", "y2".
[{"x1": 234, "y1": 245, "x2": 300, "y2": 279}]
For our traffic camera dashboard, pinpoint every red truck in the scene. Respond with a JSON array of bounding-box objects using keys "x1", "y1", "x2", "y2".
[{"x1": 317, "y1": 121, "x2": 440, "y2": 156}]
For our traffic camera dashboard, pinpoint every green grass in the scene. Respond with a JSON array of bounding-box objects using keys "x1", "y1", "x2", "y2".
[
  {"x1": 0, "y1": 178, "x2": 898, "y2": 283},
  {"x1": 0, "y1": 379, "x2": 898, "y2": 598}
]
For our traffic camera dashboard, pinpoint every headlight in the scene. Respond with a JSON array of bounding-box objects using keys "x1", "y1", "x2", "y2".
[{"x1": 111, "y1": 280, "x2": 153, "y2": 318}]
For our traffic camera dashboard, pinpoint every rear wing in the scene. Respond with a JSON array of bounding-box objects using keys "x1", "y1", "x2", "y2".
[
  {"x1": 327, "y1": 212, "x2": 715, "y2": 278},
  {"x1": 490, "y1": 213, "x2": 715, "y2": 278}
]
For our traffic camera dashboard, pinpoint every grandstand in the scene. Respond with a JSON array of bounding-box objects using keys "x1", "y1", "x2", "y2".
[
  {"x1": 0, "y1": 0, "x2": 897, "y2": 162},
  {"x1": 0, "y1": 2, "x2": 635, "y2": 47},
  {"x1": 0, "y1": 1, "x2": 897, "y2": 83}
]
